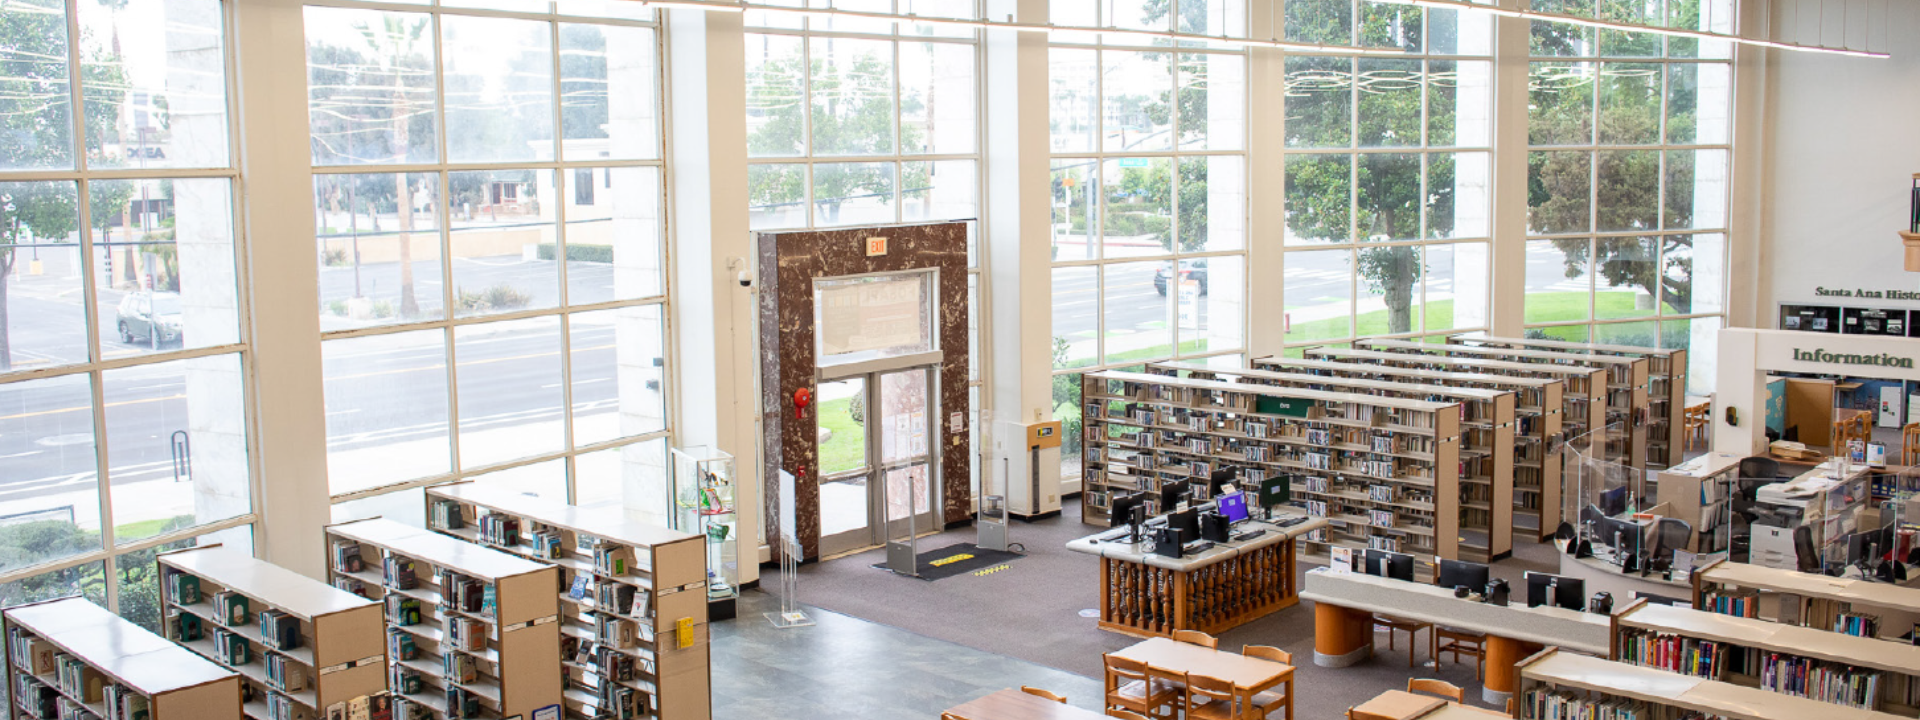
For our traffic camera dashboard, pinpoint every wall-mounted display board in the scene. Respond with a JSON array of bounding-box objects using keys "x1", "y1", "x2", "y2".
[
  {"x1": 1782, "y1": 304, "x2": 1845, "y2": 333},
  {"x1": 4, "y1": 596, "x2": 241, "y2": 720}
]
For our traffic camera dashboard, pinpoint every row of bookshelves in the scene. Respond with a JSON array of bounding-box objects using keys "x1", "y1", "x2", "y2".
[
  {"x1": 1451, "y1": 334, "x2": 1686, "y2": 468},
  {"x1": 5, "y1": 597, "x2": 243, "y2": 720}
]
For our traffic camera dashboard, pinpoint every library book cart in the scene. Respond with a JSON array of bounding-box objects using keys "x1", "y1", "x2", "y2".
[
  {"x1": 4, "y1": 596, "x2": 241, "y2": 720},
  {"x1": 425, "y1": 481, "x2": 711, "y2": 720},
  {"x1": 1516, "y1": 647, "x2": 1900, "y2": 720},
  {"x1": 159, "y1": 545, "x2": 386, "y2": 720},
  {"x1": 1449, "y1": 334, "x2": 1688, "y2": 469},
  {"x1": 325, "y1": 517, "x2": 562, "y2": 720}
]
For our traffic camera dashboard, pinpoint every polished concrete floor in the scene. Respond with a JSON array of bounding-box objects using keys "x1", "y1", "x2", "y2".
[{"x1": 711, "y1": 590, "x2": 1108, "y2": 719}]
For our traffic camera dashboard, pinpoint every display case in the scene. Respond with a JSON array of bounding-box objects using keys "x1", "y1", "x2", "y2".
[{"x1": 672, "y1": 445, "x2": 739, "y2": 620}]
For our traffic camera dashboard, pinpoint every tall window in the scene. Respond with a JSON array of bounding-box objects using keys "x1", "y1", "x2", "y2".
[
  {"x1": 0, "y1": 0, "x2": 253, "y2": 630},
  {"x1": 1280, "y1": 0, "x2": 1494, "y2": 356},
  {"x1": 1524, "y1": 0, "x2": 1731, "y2": 392},
  {"x1": 305, "y1": 0, "x2": 669, "y2": 523},
  {"x1": 1048, "y1": 0, "x2": 1250, "y2": 479}
]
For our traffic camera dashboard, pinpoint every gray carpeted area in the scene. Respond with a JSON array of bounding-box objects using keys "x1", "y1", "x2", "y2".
[{"x1": 791, "y1": 502, "x2": 1565, "y2": 718}]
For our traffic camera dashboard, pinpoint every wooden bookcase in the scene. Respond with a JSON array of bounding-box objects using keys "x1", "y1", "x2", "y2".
[
  {"x1": 158, "y1": 545, "x2": 386, "y2": 720},
  {"x1": 4, "y1": 596, "x2": 240, "y2": 720},
  {"x1": 1148, "y1": 360, "x2": 1515, "y2": 561},
  {"x1": 1254, "y1": 354, "x2": 1568, "y2": 542},
  {"x1": 1079, "y1": 370, "x2": 1472, "y2": 568},
  {"x1": 1516, "y1": 646, "x2": 1898, "y2": 720},
  {"x1": 1610, "y1": 597, "x2": 1920, "y2": 715},
  {"x1": 1355, "y1": 338, "x2": 1650, "y2": 473},
  {"x1": 1450, "y1": 334, "x2": 1688, "y2": 469},
  {"x1": 424, "y1": 481, "x2": 711, "y2": 720},
  {"x1": 1691, "y1": 557, "x2": 1920, "y2": 641},
  {"x1": 324, "y1": 518, "x2": 562, "y2": 720},
  {"x1": 1650, "y1": 453, "x2": 1742, "y2": 555}
]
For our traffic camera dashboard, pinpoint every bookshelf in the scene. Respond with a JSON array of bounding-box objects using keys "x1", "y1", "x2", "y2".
[
  {"x1": 1254, "y1": 354, "x2": 1568, "y2": 542},
  {"x1": 1450, "y1": 334, "x2": 1688, "y2": 469},
  {"x1": 1652, "y1": 453, "x2": 1743, "y2": 555},
  {"x1": 1354, "y1": 338, "x2": 1651, "y2": 473},
  {"x1": 4, "y1": 596, "x2": 241, "y2": 720},
  {"x1": 158, "y1": 545, "x2": 386, "y2": 720},
  {"x1": 1692, "y1": 558, "x2": 1920, "y2": 642},
  {"x1": 324, "y1": 518, "x2": 562, "y2": 720},
  {"x1": 1148, "y1": 361, "x2": 1515, "y2": 561},
  {"x1": 1610, "y1": 597, "x2": 1920, "y2": 715},
  {"x1": 1079, "y1": 370, "x2": 1473, "y2": 568},
  {"x1": 1517, "y1": 646, "x2": 1898, "y2": 720},
  {"x1": 424, "y1": 481, "x2": 711, "y2": 720}
]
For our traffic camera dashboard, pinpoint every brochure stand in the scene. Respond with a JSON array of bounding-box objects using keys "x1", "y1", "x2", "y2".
[{"x1": 767, "y1": 470, "x2": 813, "y2": 629}]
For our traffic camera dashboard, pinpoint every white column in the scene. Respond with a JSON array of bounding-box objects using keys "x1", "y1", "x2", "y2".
[
  {"x1": 1487, "y1": 3, "x2": 1531, "y2": 337},
  {"x1": 983, "y1": 0, "x2": 1051, "y2": 429},
  {"x1": 1245, "y1": 0, "x2": 1285, "y2": 358}
]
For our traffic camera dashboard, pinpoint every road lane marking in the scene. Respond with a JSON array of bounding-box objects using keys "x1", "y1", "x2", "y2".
[
  {"x1": 324, "y1": 343, "x2": 615, "y2": 382},
  {"x1": 0, "y1": 393, "x2": 185, "y2": 422}
]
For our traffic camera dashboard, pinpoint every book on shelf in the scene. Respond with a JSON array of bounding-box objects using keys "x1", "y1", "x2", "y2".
[
  {"x1": 441, "y1": 651, "x2": 477, "y2": 684},
  {"x1": 330, "y1": 541, "x2": 364, "y2": 575},
  {"x1": 104, "y1": 683, "x2": 150, "y2": 720},
  {"x1": 165, "y1": 570, "x2": 202, "y2": 606},
  {"x1": 213, "y1": 590, "x2": 251, "y2": 626},
  {"x1": 386, "y1": 596, "x2": 421, "y2": 627},
  {"x1": 266, "y1": 652, "x2": 308, "y2": 692},
  {"x1": 429, "y1": 499, "x2": 465, "y2": 531},
  {"x1": 382, "y1": 556, "x2": 416, "y2": 591},
  {"x1": 387, "y1": 627, "x2": 417, "y2": 662},
  {"x1": 260, "y1": 609, "x2": 302, "y2": 651},
  {"x1": 597, "y1": 582, "x2": 639, "y2": 617},
  {"x1": 391, "y1": 665, "x2": 422, "y2": 695},
  {"x1": 595, "y1": 544, "x2": 636, "y2": 577},
  {"x1": 168, "y1": 611, "x2": 204, "y2": 642},
  {"x1": 597, "y1": 615, "x2": 639, "y2": 649},
  {"x1": 333, "y1": 576, "x2": 369, "y2": 599},
  {"x1": 214, "y1": 628, "x2": 251, "y2": 665},
  {"x1": 444, "y1": 616, "x2": 487, "y2": 653},
  {"x1": 477, "y1": 513, "x2": 521, "y2": 547}
]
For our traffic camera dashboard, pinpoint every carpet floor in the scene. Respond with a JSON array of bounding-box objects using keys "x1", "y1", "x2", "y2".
[{"x1": 791, "y1": 503, "x2": 1566, "y2": 718}]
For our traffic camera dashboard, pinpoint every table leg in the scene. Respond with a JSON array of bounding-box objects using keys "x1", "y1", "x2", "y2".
[
  {"x1": 1482, "y1": 635, "x2": 1541, "y2": 706},
  {"x1": 1313, "y1": 603, "x2": 1372, "y2": 667}
]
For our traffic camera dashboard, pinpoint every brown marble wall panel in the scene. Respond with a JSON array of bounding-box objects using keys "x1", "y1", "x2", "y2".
[{"x1": 755, "y1": 222, "x2": 970, "y2": 560}]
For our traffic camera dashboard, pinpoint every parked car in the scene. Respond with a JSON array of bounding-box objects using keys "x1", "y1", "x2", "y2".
[
  {"x1": 1153, "y1": 260, "x2": 1208, "y2": 296},
  {"x1": 116, "y1": 291, "x2": 183, "y2": 346}
]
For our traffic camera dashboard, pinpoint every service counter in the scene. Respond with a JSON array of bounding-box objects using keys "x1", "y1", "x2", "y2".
[{"x1": 1066, "y1": 511, "x2": 1327, "y2": 638}]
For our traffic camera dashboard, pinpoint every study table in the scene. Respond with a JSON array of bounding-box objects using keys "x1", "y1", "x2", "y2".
[
  {"x1": 1109, "y1": 636, "x2": 1296, "y2": 720},
  {"x1": 1302, "y1": 567, "x2": 1611, "y2": 706},
  {"x1": 941, "y1": 688, "x2": 1109, "y2": 720},
  {"x1": 1348, "y1": 690, "x2": 1510, "y2": 720},
  {"x1": 1067, "y1": 511, "x2": 1329, "y2": 638}
]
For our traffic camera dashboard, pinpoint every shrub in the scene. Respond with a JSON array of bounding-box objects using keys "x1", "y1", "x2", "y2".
[
  {"x1": 535, "y1": 243, "x2": 615, "y2": 263},
  {"x1": 456, "y1": 283, "x2": 534, "y2": 313},
  {"x1": 322, "y1": 248, "x2": 349, "y2": 267}
]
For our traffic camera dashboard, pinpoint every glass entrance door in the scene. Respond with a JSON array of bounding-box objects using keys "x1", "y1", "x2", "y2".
[{"x1": 814, "y1": 365, "x2": 940, "y2": 558}]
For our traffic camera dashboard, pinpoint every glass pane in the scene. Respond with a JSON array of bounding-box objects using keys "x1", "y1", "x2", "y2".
[
  {"x1": 1357, "y1": 59, "x2": 1420, "y2": 148},
  {"x1": 1191, "y1": 255, "x2": 1243, "y2": 355},
  {"x1": 1053, "y1": 371, "x2": 1080, "y2": 480},
  {"x1": 879, "y1": 368, "x2": 929, "y2": 464},
  {"x1": 1593, "y1": 236, "x2": 1658, "y2": 320},
  {"x1": 92, "y1": 178, "x2": 239, "y2": 357},
  {"x1": 902, "y1": 160, "x2": 977, "y2": 224},
  {"x1": 817, "y1": 377, "x2": 866, "y2": 479},
  {"x1": 1665, "y1": 149, "x2": 1728, "y2": 231},
  {"x1": 1597, "y1": 0, "x2": 1662, "y2": 57},
  {"x1": 1285, "y1": 153, "x2": 1351, "y2": 244},
  {"x1": 904, "y1": 0, "x2": 979, "y2": 38},
  {"x1": 1529, "y1": 0, "x2": 1595, "y2": 56},
  {"x1": 1427, "y1": 152, "x2": 1490, "y2": 239},
  {"x1": 1419, "y1": 242, "x2": 1488, "y2": 334},
  {"x1": 1104, "y1": 261, "x2": 1171, "y2": 364},
  {"x1": 304, "y1": 8, "x2": 437, "y2": 166},
  {"x1": 574, "y1": 437, "x2": 666, "y2": 510},
  {"x1": 1593, "y1": 320, "x2": 1657, "y2": 347},
  {"x1": 1051, "y1": 159, "x2": 1097, "y2": 262},
  {"x1": 1530, "y1": 324, "x2": 1589, "y2": 342},
  {"x1": 0, "y1": 0, "x2": 74, "y2": 171},
  {"x1": 79, "y1": 0, "x2": 228, "y2": 169},
  {"x1": 1356, "y1": 153, "x2": 1419, "y2": 242},
  {"x1": 315, "y1": 172, "x2": 444, "y2": 328},
  {"x1": 746, "y1": 33, "x2": 806, "y2": 158},
  {"x1": 1680, "y1": 315, "x2": 1720, "y2": 394},
  {"x1": 470, "y1": 458, "x2": 566, "y2": 502},
  {"x1": 1285, "y1": 56, "x2": 1351, "y2": 149},
  {"x1": 1529, "y1": 62, "x2": 1593, "y2": 146},
  {"x1": 330, "y1": 487, "x2": 425, "y2": 527},
  {"x1": 569, "y1": 304, "x2": 665, "y2": 447},
  {"x1": 1669, "y1": 0, "x2": 1734, "y2": 59},
  {"x1": 745, "y1": 0, "x2": 804, "y2": 30},
  {"x1": 1048, "y1": 48, "x2": 1098, "y2": 154},
  {"x1": 1427, "y1": 6, "x2": 1493, "y2": 55},
  {"x1": 1052, "y1": 266, "x2": 1096, "y2": 370},
  {"x1": 324, "y1": 331, "x2": 449, "y2": 494},
  {"x1": 1285, "y1": 250, "x2": 1352, "y2": 343},
  {"x1": 0, "y1": 181, "x2": 86, "y2": 369},
  {"x1": 0, "y1": 563, "x2": 105, "y2": 614},
  {"x1": 1429, "y1": 60, "x2": 1492, "y2": 148},
  {"x1": 811, "y1": 37, "x2": 894, "y2": 157},
  {"x1": 0, "y1": 374, "x2": 101, "y2": 570},
  {"x1": 560, "y1": 24, "x2": 659, "y2": 161},
  {"x1": 967, "y1": 273, "x2": 978, "y2": 381},
  {"x1": 885, "y1": 464, "x2": 931, "y2": 522},
  {"x1": 900, "y1": 42, "x2": 976, "y2": 155},
  {"x1": 813, "y1": 272, "x2": 935, "y2": 365},
  {"x1": 1527, "y1": 150, "x2": 1590, "y2": 235},
  {"x1": 1359, "y1": 0, "x2": 1420, "y2": 51},
  {"x1": 1356, "y1": 245, "x2": 1422, "y2": 335},
  {"x1": 1596, "y1": 63, "x2": 1660, "y2": 145},
  {"x1": 1177, "y1": 53, "x2": 1244, "y2": 151},
  {"x1": 1181, "y1": 156, "x2": 1244, "y2": 253},
  {"x1": 566, "y1": 166, "x2": 664, "y2": 305},
  {"x1": 814, "y1": 162, "x2": 896, "y2": 227},
  {"x1": 1287, "y1": 0, "x2": 1353, "y2": 45},
  {"x1": 748, "y1": 163, "x2": 807, "y2": 230},
  {"x1": 1049, "y1": 0, "x2": 1098, "y2": 43},
  {"x1": 1683, "y1": 232, "x2": 1724, "y2": 315},
  {"x1": 554, "y1": 0, "x2": 653, "y2": 20},
  {"x1": 1527, "y1": 239, "x2": 1590, "y2": 324},
  {"x1": 1666, "y1": 63, "x2": 1727, "y2": 145},
  {"x1": 443, "y1": 0, "x2": 547, "y2": 14},
  {"x1": 105, "y1": 353, "x2": 249, "y2": 545},
  {"x1": 448, "y1": 169, "x2": 558, "y2": 317},
  {"x1": 1102, "y1": 157, "x2": 1172, "y2": 258},
  {"x1": 1103, "y1": 51, "x2": 1173, "y2": 153},
  {"x1": 456, "y1": 316, "x2": 563, "y2": 469},
  {"x1": 810, "y1": 0, "x2": 891, "y2": 34},
  {"x1": 442, "y1": 16, "x2": 554, "y2": 163},
  {"x1": 1595, "y1": 150, "x2": 1658, "y2": 232}
]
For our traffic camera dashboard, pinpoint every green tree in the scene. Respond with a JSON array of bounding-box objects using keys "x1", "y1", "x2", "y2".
[{"x1": 745, "y1": 42, "x2": 924, "y2": 222}]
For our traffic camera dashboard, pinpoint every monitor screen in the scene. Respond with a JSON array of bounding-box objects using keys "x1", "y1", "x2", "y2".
[
  {"x1": 1216, "y1": 492, "x2": 1250, "y2": 524},
  {"x1": 1599, "y1": 486, "x2": 1629, "y2": 517},
  {"x1": 1598, "y1": 516, "x2": 1644, "y2": 556},
  {"x1": 1160, "y1": 481, "x2": 1190, "y2": 514},
  {"x1": 1258, "y1": 476, "x2": 1289, "y2": 508},
  {"x1": 1437, "y1": 559, "x2": 1490, "y2": 591},
  {"x1": 1109, "y1": 493, "x2": 1145, "y2": 530},
  {"x1": 1169, "y1": 509, "x2": 1200, "y2": 540},
  {"x1": 1525, "y1": 572, "x2": 1586, "y2": 611},
  {"x1": 1364, "y1": 549, "x2": 1415, "y2": 582}
]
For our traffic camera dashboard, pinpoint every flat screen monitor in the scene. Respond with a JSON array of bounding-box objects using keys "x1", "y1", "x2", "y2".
[
  {"x1": 1525, "y1": 572, "x2": 1586, "y2": 611},
  {"x1": 1364, "y1": 549, "x2": 1416, "y2": 582},
  {"x1": 1599, "y1": 486, "x2": 1630, "y2": 517},
  {"x1": 1169, "y1": 508, "x2": 1200, "y2": 541},
  {"x1": 1216, "y1": 492, "x2": 1250, "y2": 524},
  {"x1": 1258, "y1": 475, "x2": 1290, "y2": 509},
  {"x1": 1160, "y1": 480, "x2": 1191, "y2": 514},
  {"x1": 1109, "y1": 493, "x2": 1145, "y2": 530},
  {"x1": 1437, "y1": 558, "x2": 1490, "y2": 592},
  {"x1": 1597, "y1": 516, "x2": 1644, "y2": 558}
]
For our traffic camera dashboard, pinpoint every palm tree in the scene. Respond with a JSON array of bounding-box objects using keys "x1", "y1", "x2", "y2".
[{"x1": 353, "y1": 16, "x2": 430, "y2": 318}]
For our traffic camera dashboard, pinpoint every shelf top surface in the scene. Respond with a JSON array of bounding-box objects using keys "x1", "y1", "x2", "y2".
[
  {"x1": 1659, "y1": 452, "x2": 1745, "y2": 480},
  {"x1": 160, "y1": 546, "x2": 379, "y2": 620},
  {"x1": 1252, "y1": 356, "x2": 1559, "y2": 389},
  {"x1": 1303, "y1": 569, "x2": 1612, "y2": 654},
  {"x1": 328, "y1": 518, "x2": 553, "y2": 581},
  {"x1": 1359, "y1": 338, "x2": 1645, "y2": 369},
  {"x1": 1304, "y1": 347, "x2": 1604, "y2": 378},
  {"x1": 6, "y1": 597, "x2": 237, "y2": 694},
  {"x1": 1623, "y1": 602, "x2": 1920, "y2": 673},
  {"x1": 1151, "y1": 362, "x2": 1509, "y2": 401},
  {"x1": 1451, "y1": 333, "x2": 1682, "y2": 359},
  {"x1": 429, "y1": 483, "x2": 700, "y2": 549},
  {"x1": 1701, "y1": 560, "x2": 1864, "y2": 597},
  {"x1": 1090, "y1": 370, "x2": 1458, "y2": 412},
  {"x1": 1526, "y1": 651, "x2": 1898, "y2": 720}
]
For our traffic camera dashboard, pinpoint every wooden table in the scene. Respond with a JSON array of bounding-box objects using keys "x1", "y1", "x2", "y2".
[
  {"x1": 1066, "y1": 513, "x2": 1328, "y2": 638},
  {"x1": 1348, "y1": 690, "x2": 1510, "y2": 720},
  {"x1": 1111, "y1": 637, "x2": 1295, "y2": 719},
  {"x1": 943, "y1": 688, "x2": 1110, "y2": 720}
]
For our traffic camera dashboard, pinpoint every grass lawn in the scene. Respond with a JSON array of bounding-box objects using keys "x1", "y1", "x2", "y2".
[
  {"x1": 1284, "y1": 292, "x2": 1672, "y2": 343},
  {"x1": 115, "y1": 517, "x2": 182, "y2": 542},
  {"x1": 816, "y1": 396, "x2": 866, "y2": 477}
]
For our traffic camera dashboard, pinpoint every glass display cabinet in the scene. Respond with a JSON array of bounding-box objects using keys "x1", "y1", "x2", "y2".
[{"x1": 672, "y1": 445, "x2": 739, "y2": 620}]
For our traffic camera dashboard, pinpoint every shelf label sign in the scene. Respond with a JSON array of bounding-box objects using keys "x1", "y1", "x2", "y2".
[{"x1": 1255, "y1": 395, "x2": 1315, "y2": 418}]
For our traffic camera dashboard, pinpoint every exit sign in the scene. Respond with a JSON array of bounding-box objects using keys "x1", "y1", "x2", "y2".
[{"x1": 866, "y1": 237, "x2": 888, "y2": 256}]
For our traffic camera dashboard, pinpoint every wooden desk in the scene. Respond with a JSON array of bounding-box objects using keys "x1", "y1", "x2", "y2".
[
  {"x1": 1111, "y1": 637, "x2": 1293, "y2": 694},
  {"x1": 1067, "y1": 513, "x2": 1328, "y2": 638},
  {"x1": 944, "y1": 688, "x2": 1109, "y2": 720}
]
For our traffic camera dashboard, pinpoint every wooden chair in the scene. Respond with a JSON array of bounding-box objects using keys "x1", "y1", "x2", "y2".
[
  {"x1": 1431, "y1": 625, "x2": 1486, "y2": 680},
  {"x1": 1185, "y1": 673, "x2": 1251, "y2": 720},
  {"x1": 1145, "y1": 661, "x2": 1190, "y2": 709},
  {"x1": 1903, "y1": 422, "x2": 1920, "y2": 466},
  {"x1": 1685, "y1": 402, "x2": 1712, "y2": 450},
  {"x1": 1106, "y1": 711, "x2": 1151, "y2": 720},
  {"x1": 1102, "y1": 653, "x2": 1178, "y2": 718},
  {"x1": 1021, "y1": 686, "x2": 1067, "y2": 703},
  {"x1": 1374, "y1": 614, "x2": 1432, "y2": 668},
  {"x1": 1240, "y1": 646, "x2": 1293, "y2": 720},
  {"x1": 1406, "y1": 678, "x2": 1464, "y2": 703},
  {"x1": 1173, "y1": 629, "x2": 1219, "y2": 649}
]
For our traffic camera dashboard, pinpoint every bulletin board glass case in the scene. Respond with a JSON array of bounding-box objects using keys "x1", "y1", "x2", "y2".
[{"x1": 672, "y1": 445, "x2": 739, "y2": 618}]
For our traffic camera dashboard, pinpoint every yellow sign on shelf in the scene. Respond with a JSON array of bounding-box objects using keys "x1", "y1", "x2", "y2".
[{"x1": 677, "y1": 617, "x2": 695, "y2": 649}]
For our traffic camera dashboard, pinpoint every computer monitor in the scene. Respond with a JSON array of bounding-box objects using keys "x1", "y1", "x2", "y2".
[
  {"x1": 1364, "y1": 549, "x2": 1416, "y2": 582},
  {"x1": 1216, "y1": 491, "x2": 1250, "y2": 524},
  {"x1": 1109, "y1": 493, "x2": 1145, "y2": 530},
  {"x1": 1169, "y1": 508, "x2": 1200, "y2": 542},
  {"x1": 1437, "y1": 558, "x2": 1491, "y2": 592},
  {"x1": 1599, "y1": 486, "x2": 1630, "y2": 517},
  {"x1": 1597, "y1": 516, "x2": 1645, "y2": 561},
  {"x1": 1160, "y1": 480, "x2": 1191, "y2": 514},
  {"x1": 1525, "y1": 572, "x2": 1586, "y2": 611},
  {"x1": 1258, "y1": 475, "x2": 1290, "y2": 509}
]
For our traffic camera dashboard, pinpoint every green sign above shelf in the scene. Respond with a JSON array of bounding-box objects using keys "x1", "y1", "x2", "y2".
[{"x1": 1255, "y1": 395, "x2": 1315, "y2": 418}]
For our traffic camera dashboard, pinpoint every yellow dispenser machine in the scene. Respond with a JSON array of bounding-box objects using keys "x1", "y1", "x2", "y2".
[{"x1": 995, "y1": 420, "x2": 1064, "y2": 520}]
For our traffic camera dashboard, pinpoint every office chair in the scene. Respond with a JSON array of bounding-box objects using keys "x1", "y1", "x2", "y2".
[
  {"x1": 1739, "y1": 456, "x2": 1784, "y2": 483},
  {"x1": 1649, "y1": 518, "x2": 1692, "y2": 574},
  {"x1": 1793, "y1": 525, "x2": 1823, "y2": 574}
]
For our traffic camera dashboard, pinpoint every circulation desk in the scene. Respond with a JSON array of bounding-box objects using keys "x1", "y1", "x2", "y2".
[
  {"x1": 1302, "y1": 567, "x2": 1611, "y2": 706},
  {"x1": 1066, "y1": 512, "x2": 1328, "y2": 638}
]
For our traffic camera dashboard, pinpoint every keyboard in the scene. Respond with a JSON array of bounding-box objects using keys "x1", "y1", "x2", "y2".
[
  {"x1": 1183, "y1": 541, "x2": 1215, "y2": 554},
  {"x1": 1231, "y1": 529, "x2": 1268, "y2": 543},
  {"x1": 1275, "y1": 517, "x2": 1308, "y2": 528}
]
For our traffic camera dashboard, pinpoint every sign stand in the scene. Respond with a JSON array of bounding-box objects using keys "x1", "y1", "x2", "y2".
[{"x1": 767, "y1": 470, "x2": 812, "y2": 628}]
